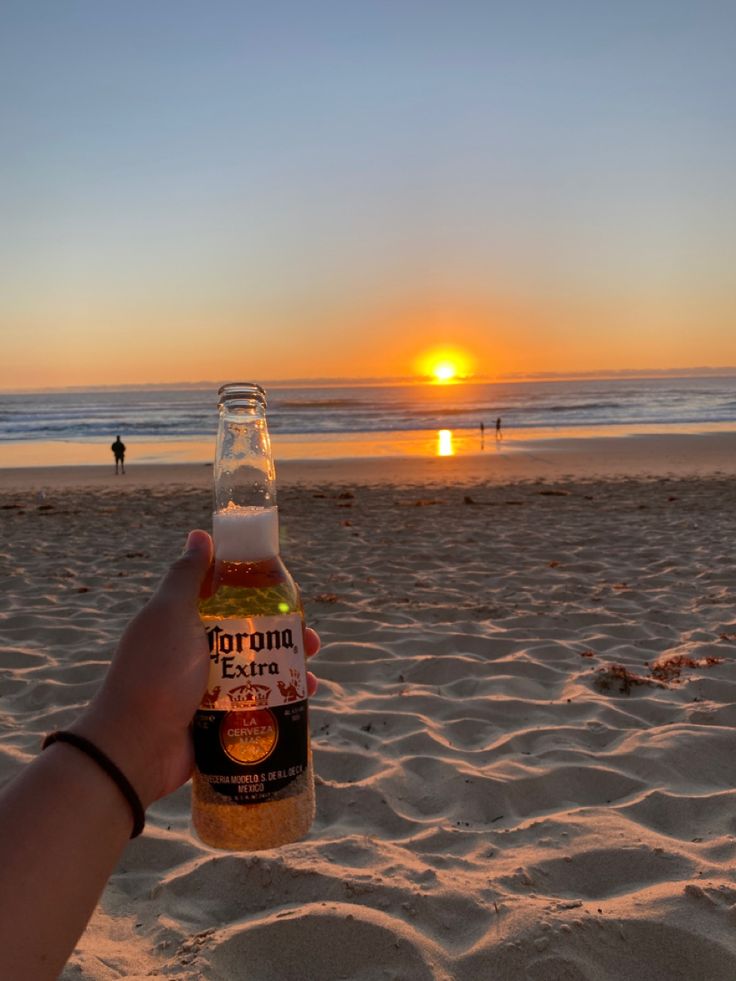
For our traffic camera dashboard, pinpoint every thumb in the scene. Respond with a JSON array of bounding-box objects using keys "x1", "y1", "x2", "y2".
[{"x1": 157, "y1": 530, "x2": 213, "y2": 604}]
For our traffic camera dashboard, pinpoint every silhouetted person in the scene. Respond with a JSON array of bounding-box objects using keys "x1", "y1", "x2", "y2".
[
  {"x1": 111, "y1": 436, "x2": 126, "y2": 474},
  {"x1": 495, "y1": 417, "x2": 502, "y2": 440}
]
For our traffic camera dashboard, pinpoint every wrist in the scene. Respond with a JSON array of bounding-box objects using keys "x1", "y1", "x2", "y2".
[
  {"x1": 39, "y1": 739, "x2": 138, "y2": 844},
  {"x1": 42, "y1": 731, "x2": 145, "y2": 838},
  {"x1": 71, "y1": 708, "x2": 162, "y2": 812}
]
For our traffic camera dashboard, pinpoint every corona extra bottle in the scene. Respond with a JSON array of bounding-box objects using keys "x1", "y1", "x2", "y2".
[{"x1": 192, "y1": 383, "x2": 314, "y2": 849}]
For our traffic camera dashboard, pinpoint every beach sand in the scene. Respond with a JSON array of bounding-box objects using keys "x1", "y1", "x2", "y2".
[{"x1": 1, "y1": 434, "x2": 735, "y2": 980}]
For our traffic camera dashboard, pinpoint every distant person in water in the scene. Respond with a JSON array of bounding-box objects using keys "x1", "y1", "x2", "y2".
[
  {"x1": 111, "y1": 436, "x2": 126, "y2": 474},
  {"x1": 495, "y1": 417, "x2": 502, "y2": 440}
]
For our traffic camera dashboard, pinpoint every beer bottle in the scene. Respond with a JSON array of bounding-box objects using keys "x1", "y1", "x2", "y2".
[{"x1": 192, "y1": 383, "x2": 315, "y2": 850}]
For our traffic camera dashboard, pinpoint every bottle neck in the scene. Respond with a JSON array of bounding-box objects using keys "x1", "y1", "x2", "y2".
[
  {"x1": 213, "y1": 384, "x2": 279, "y2": 563},
  {"x1": 214, "y1": 386, "x2": 276, "y2": 513}
]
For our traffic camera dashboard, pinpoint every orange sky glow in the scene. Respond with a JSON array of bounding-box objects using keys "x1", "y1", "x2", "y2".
[
  {"x1": 2, "y1": 5, "x2": 735, "y2": 392},
  {"x1": 3, "y1": 289, "x2": 734, "y2": 391}
]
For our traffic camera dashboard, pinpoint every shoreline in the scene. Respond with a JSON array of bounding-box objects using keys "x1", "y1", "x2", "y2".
[
  {"x1": 1, "y1": 420, "x2": 735, "y2": 470},
  {"x1": 1, "y1": 430, "x2": 736, "y2": 490}
]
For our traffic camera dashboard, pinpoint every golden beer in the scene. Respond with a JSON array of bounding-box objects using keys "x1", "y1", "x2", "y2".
[{"x1": 191, "y1": 384, "x2": 314, "y2": 850}]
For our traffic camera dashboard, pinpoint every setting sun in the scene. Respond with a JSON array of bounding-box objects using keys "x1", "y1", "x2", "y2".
[
  {"x1": 433, "y1": 362, "x2": 457, "y2": 382},
  {"x1": 416, "y1": 346, "x2": 474, "y2": 384}
]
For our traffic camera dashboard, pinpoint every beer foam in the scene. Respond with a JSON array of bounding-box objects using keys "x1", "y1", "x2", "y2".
[{"x1": 213, "y1": 506, "x2": 279, "y2": 562}]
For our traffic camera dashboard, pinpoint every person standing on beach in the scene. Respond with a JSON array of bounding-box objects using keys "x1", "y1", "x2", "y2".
[
  {"x1": 495, "y1": 417, "x2": 502, "y2": 440},
  {"x1": 111, "y1": 435, "x2": 126, "y2": 474}
]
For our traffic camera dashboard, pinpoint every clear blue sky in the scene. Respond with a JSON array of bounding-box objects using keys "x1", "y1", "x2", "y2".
[{"x1": 1, "y1": 1, "x2": 735, "y2": 386}]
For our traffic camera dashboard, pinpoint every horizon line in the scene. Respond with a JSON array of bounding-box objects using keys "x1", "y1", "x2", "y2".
[{"x1": 1, "y1": 366, "x2": 735, "y2": 395}]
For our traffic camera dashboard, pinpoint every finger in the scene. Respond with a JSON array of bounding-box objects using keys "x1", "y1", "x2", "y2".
[
  {"x1": 306, "y1": 671, "x2": 318, "y2": 697},
  {"x1": 157, "y1": 530, "x2": 213, "y2": 604},
  {"x1": 305, "y1": 627, "x2": 320, "y2": 658}
]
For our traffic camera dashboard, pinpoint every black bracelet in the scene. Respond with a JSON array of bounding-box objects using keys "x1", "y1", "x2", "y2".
[{"x1": 41, "y1": 730, "x2": 145, "y2": 839}]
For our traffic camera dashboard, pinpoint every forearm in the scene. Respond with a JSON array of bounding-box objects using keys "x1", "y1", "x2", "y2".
[{"x1": 0, "y1": 744, "x2": 134, "y2": 981}]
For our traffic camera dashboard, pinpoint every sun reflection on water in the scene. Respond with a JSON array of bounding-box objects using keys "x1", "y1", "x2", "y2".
[{"x1": 437, "y1": 429, "x2": 454, "y2": 456}]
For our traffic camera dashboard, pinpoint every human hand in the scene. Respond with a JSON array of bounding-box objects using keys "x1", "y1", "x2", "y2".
[{"x1": 74, "y1": 530, "x2": 319, "y2": 808}]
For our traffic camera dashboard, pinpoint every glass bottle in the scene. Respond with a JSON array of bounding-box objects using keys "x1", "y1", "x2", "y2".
[{"x1": 192, "y1": 383, "x2": 314, "y2": 850}]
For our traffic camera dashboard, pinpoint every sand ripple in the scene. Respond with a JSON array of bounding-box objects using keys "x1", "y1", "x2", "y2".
[{"x1": 1, "y1": 478, "x2": 735, "y2": 979}]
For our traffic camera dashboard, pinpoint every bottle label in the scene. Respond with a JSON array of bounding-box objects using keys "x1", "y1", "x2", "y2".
[{"x1": 193, "y1": 614, "x2": 308, "y2": 803}]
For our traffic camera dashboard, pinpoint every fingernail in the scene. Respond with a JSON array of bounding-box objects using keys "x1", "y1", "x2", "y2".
[{"x1": 184, "y1": 530, "x2": 208, "y2": 553}]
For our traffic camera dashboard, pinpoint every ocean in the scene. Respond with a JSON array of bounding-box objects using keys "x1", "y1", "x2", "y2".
[{"x1": 1, "y1": 376, "x2": 735, "y2": 464}]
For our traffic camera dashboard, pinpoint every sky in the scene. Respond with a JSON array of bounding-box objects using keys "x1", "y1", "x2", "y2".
[{"x1": 1, "y1": 0, "x2": 735, "y2": 389}]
